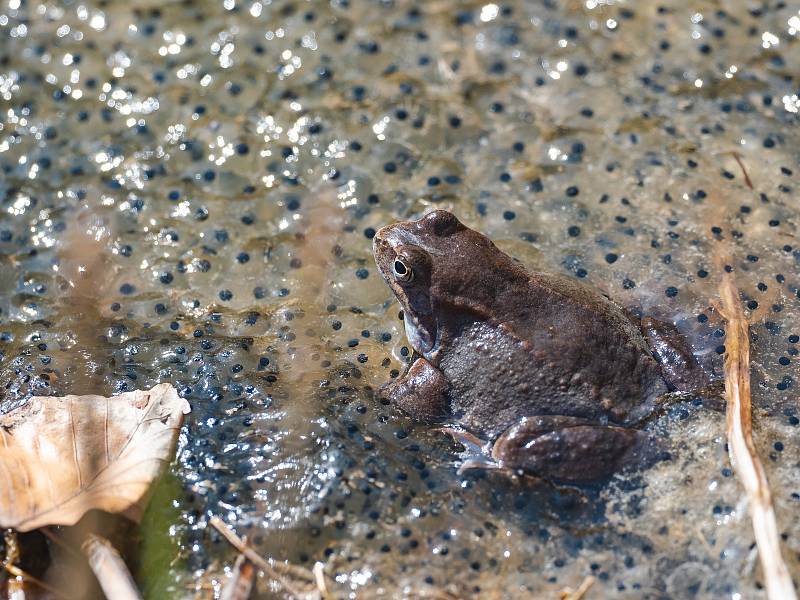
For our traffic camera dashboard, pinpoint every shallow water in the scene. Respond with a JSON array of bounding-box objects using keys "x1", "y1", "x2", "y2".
[{"x1": 0, "y1": 0, "x2": 798, "y2": 597}]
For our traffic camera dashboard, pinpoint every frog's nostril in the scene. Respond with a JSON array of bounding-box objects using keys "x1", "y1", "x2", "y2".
[{"x1": 373, "y1": 236, "x2": 390, "y2": 256}]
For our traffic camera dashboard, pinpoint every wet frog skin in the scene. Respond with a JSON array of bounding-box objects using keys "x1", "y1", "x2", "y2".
[{"x1": 373, "y1": 210, "x2": 709, "y2": 483}]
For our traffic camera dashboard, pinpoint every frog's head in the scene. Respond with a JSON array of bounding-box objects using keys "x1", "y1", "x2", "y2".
[{"x1": 373, "y1": 210, "x2": 503, "y2": 359}]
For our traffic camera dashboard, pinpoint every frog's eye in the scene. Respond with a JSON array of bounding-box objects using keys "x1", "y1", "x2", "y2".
[{"x1": 392, "y1": 257, "x2": 413, "y2": 282}]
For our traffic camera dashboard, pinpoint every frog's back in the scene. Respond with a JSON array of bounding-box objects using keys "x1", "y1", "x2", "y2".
[{"x1": 437, "y1": 270, "x2": 667, "y2": 438}]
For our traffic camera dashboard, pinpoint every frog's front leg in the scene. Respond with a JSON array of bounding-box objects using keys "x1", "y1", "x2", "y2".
[
  {"x1": 641, "y1": 316, "x2": 710, "y2": 392},
  {"x1": 380, "y1": 357, "x2": 450, "y2": 421},
  {"x1": 491, "y1": 416, "x2": 653, "y2": 483}
]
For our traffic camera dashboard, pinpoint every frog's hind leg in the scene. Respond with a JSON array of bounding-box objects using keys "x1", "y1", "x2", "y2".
[
  {"x1": 492, "y1": 417, "x2": 657, "y2": 484},
  {"x1": 640, "y1": 316, "x2": 711, "y2": 392},
  {"x1": 442, "y1": 426, "x2": 587, "y2": 503}
]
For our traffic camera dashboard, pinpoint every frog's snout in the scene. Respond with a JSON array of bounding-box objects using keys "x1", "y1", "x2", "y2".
[
  {"x1": 372, "y1": 223, "x2": 407, "y2": 261},
  {"x1": 372, "y1": 229, "x2": 396, "y2": 284},
  {"x1": 372, "y1": 229, "x2": 391, "y2": 260}
]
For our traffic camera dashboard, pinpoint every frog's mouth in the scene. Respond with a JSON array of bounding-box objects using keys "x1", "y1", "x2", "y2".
[
  {"x1": 402, "y1": 308, "x2": 436, "y2": 358},
  {"x1": 372, "y1": 224, "x2": 438, "y2": 358}
]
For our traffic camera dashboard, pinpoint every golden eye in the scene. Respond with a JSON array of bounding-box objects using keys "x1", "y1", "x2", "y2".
[{"x1": 392, "y1": 257, "x2": 413, "y2": 282}]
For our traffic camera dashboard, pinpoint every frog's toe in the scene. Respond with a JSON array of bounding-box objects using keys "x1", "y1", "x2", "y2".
[
  {"x1": 439, "y1": 426, "x2": 489, "y2": 453},
  {"x1": 440, "y1": 427, "x2": 508, "y2": 474},
  {"x1": 456, "y1": 456, "x2": 509, "y2": 475},
  {"x1": 651, "y1": 380, "x2": 726, "y2": 419}
]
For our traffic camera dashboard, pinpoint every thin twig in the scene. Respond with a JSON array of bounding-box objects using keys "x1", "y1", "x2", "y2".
[
  {"x1": 209, "y1": 516, "x2": 316, "y2": 598},
  {"x1": 312, "y1": 562, "x2": 330, "y2": 600},
  {"x1": 6, "y1": 573, "x2": 24, "y2": 600},
  {"x1": 731, "y1": 153, "x2": 754, "y2": 190},
  {"x1": 693, "y1": 525, "x2": 714, "y2": 557},
  {"x1": 220, "y1": 553, "x2": 256, "y2": 600},
  {"x1": 3, "y1": 531, "x2": 18, "y2": 565},
  {"x1": 40, "y1": 528, "x2": 82, "y2": 560},
  {"x1": 81, "y1": 534, "x2": 142, "y2": 600},
  {"x1": 3, "y1": 530, "x2": 24, "y2": 600},
  {"x1": 718, "y1": 275, "x2": 797, "y2": 600},
  {"x1": 560, "y1": 575, "x2": 595, "y2": 600},
  {"x1": 3, "y1": 564, "x2": 69, "y2": 600}
]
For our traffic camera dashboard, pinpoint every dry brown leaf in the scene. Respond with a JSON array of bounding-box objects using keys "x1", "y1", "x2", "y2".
[{"x1": 0, "y1": 384, "x2": 189, "y2": 532}]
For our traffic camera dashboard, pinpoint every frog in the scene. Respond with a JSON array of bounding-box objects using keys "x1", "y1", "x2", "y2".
[{"x1": 372, "y1": 210, "x2": 711, "y2": 484}]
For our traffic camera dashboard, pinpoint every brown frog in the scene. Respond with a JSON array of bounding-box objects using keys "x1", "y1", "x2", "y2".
[{"x1": 373, "y1": 210, "x2": 710, "y2": 483}]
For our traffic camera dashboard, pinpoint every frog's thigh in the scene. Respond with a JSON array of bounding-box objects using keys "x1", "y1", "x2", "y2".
[
  {"x1": 492, "y1": 417, "x2": 651, "y2": 483},
  {"x1": 380, "y1": 358, "x2": 449, "y2": 421},
  {"x1": 641, "y1": 316, "x2": 709, "y2": 392}
]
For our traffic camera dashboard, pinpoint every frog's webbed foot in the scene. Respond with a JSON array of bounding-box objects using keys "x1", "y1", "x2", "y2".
[
  {"x1": 441, "y1": 427, "x2": 545, "y2": 488},
  {"x1": 438, "y1": 426, "x2": 487, "y2": 453},
  {"x1": 379, "y1": 357, "x2": 449, "y2": 421},
  {"x1": 640, "y1": 316, "x2": 711, "y2": 392},
  {"x1": 649, "y1": 380, "x2": 726, "y2": 421},
  {"x1": 438, "y1": 427, "x2": 509, "y2": 474}
]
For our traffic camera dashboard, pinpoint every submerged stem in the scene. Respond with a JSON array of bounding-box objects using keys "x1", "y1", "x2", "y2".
[{"x1": 718, "y1": 275, "x2": 796, "y2": 600}]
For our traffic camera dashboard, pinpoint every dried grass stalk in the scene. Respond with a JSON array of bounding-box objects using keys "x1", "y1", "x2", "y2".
[
  {"x1": 3, "y1": 564, "x2": 67, "y2": 600},
  {"x1": 209, "y1": 517, "x2": 318, "y2": 599},
  {"x1": 312, "y1": 562, "x2": 330, "y2": 600},
  {"x1": 718, "y1": 276, "x2": 797, "y2": 600},
  {"x1": 220, "y1": 553, "x2": 256, "y2": 600},
  {"x1": 559, "y1": 575, "x2": 595, "y2": 600},
  {"x1": 3, "y1": 531, "x2": 67, "y2": 600},
  {"x1": 81, "y1": 534, "x2": 141, "y2": 600},
  {"x1": 3, "y1": 531, "x2": 24, "y2": 600}
]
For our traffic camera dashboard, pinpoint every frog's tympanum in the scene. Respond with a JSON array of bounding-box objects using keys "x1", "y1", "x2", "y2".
[{"x1": 373, "y1": 210, "x2": 709, "y2": 483}]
